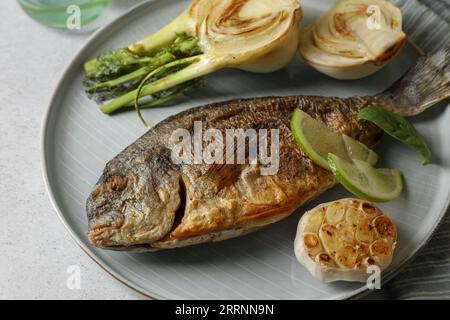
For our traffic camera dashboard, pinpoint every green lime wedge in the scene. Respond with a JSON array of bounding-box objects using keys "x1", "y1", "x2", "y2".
[
  {"x1": 290, "y1": 108, "x2": 378, "y2": 170},
  {"x1": 328, "y1": 153, "x2": 403, "y2": 202},
  {"x1": 342, "y1": 135, "x2": 378, "y2": 166}
]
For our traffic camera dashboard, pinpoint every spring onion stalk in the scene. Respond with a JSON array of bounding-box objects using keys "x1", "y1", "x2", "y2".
[
  {"x1": 84, "y1": 0, "x2": 302, "y2": 121},
  {"x1": 298, "y1": 0, "x2": 406, "y2": 80}
]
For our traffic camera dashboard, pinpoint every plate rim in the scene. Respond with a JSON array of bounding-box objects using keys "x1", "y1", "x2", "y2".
[{"x1": 40, "y1": 0, "x2": 450, "y2": 300}]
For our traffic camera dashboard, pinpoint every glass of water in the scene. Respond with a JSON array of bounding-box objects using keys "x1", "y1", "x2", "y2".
[{"x1": 18, "y1": 0, "x2": 111, "y2": 30}]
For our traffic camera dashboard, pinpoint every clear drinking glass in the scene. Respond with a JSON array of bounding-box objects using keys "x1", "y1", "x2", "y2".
[{"x1": 18, "y1": 0, "x2": 111, "y2": 29}]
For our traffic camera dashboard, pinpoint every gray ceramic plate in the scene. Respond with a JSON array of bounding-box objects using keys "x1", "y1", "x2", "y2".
[{"x1": 42, "y1": 0, "x2": 450, "y2": 299}]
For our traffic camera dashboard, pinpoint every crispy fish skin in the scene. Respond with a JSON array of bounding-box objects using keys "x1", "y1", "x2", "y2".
[
  {"x1": 87, "y1": 96, "x2": 379, "y2": 251},
  {"x1": 87, "y1": 48, "x2": 449, "y2": 251}
]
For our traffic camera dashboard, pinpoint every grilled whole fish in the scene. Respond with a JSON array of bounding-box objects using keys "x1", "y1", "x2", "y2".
[{"x1": 87, "y1": 48, "x2": 449, "y2": 251}]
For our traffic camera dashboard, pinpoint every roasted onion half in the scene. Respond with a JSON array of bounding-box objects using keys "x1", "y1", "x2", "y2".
[
  {"x1": 298, "y1": 0, "x2": 406, "y2": 80},
  {"x1": 196, "y1": 0, "x2": 303, "y2": 72},
  {"x1": 92, "y1": 0, "x2": 302, "y2": 120},
  {"x1": 132, "y1": 0, "x2": 303, "y2": 72}
]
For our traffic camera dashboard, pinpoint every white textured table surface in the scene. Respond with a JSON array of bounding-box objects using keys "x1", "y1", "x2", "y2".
[
  {"x1": 0, "y1": 0, "x2": 389, "y2": 300},
  {"x1": 0, "y1": 0, "x2": 146, "y2": 300}
]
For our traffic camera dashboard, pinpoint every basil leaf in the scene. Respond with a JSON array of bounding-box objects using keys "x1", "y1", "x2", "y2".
[{"x1": 357, "y1": 106, "x2": 431, "y2": 165}]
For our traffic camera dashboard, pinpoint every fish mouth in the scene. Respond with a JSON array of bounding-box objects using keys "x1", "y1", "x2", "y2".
[
  {"x1": 86, "y1": 176, "x2": 128, "y2": 248},
  {"x1": 86, "y1": 172, "x2": 131, "y2": 247},
  {"x1": 87, "y1": 209, "x2": 125, "y2": 248}
]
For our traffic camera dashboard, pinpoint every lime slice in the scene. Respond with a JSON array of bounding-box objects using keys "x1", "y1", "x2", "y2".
[
  {"x1": 328, "y1": 153, "x2": 403, "y2": 202},
  {"x1": 342, "y1": 135, "x2": 378, "y2": 166},
  {"x1": 290, "y1": 109, "x2": 378, "y2": 170}
]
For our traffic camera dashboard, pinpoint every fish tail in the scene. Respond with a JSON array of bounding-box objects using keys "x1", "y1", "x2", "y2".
[{"x1": 376, "y1": 46, "x2": 449, "y2": 117}]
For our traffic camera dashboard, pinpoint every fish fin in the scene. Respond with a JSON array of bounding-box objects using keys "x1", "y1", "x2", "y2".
[
  {"x1": 238, "y1": 205, "x2": 293, "y2": 223},
  {"x1": 379, "y1": 46, "x2": 449, "y2": 116},
  {"x1": 204, "y1": 163, "x2": 226, "y2": 177},
  {"x1": 203, "y1": 128, "x2": 257, "y2": 191},
  {"x1": 204, "y1": 164, "x2": 244, "y2": 192}
]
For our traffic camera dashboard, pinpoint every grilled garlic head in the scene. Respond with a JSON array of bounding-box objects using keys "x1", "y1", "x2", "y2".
[
  {"x1": 298, "y1": 0, "x2": 406, "y2": 80},
  {"x1": 294, "y1": 198, "x2": 397, "y2": 283}
]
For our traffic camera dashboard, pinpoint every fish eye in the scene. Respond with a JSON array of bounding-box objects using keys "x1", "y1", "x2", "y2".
[{"x1": 106, "y1": 176, "x2": 128, "y2": 193}]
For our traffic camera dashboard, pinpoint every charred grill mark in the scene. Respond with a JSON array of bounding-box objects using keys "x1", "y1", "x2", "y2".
[
  {"x1": 333, "y1": 13, "x2": 350, "y2": 37},
  {"x1": 213, "y1": 16, "x2": 277, "y2": 36},
  {"x1": 374, "y1": 37, "x2": 406, "y2": 65},
  {"x1": 206, "y1": 0, "x2": 281, "y2": 37},
  {"x1": 217, "y1": 0, "x2": 249, "y2": 25},
  {"x1": 362, "y1": 202, "x2": 377, "y2": 214},
  {"x1": 374, "y1": 216, "x2": 395, "y2": 237}
]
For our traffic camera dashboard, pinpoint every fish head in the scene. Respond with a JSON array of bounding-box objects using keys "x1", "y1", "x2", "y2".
[{"x1": 86, "y1": 144, "x2": 182, "y2": 249}]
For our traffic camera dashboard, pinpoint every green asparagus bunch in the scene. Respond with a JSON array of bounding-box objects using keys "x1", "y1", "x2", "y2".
[{"x1": 83, "y1": 33, "x2": 202, "y2": 125}]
